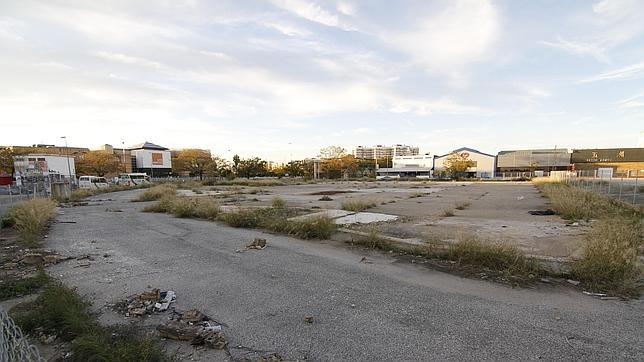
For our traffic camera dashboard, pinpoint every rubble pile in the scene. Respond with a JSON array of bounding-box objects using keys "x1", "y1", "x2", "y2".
[
  {"x1": 121, "y1": 288, "x2": 176, "y2": 317},
  {"x1": 157, "y1": 309, "x2": 227, "y2": 349},
  {"x1": 246, "y1": 238, "x2": 267, "y2": 250}
]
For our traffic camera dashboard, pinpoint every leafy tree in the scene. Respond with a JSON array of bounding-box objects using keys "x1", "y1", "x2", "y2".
[
  {"x1": 444, "y1": 152, "x2": 476, "y2": 179},
  {"x1": 173, "y1": 149, "x2": 214, "y2": 180},
  {"x1": 75, "y1": 151, "x2": 121, "y2": 176},
  {"x1": 236, "y1": 157, "x2": 268, "y2": 179},
  {"x1": 0, "y1": 148, "x2": 14, "y2": 175},
  {"x1": 320, "y1": 146, "x2": 346, "y2": 159},
  {"x1": 321, "y1": 155, "x2": 358, "y2": 179}
]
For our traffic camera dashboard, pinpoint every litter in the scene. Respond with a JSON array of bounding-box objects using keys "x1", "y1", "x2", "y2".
[
  {"x1": 359, "y1": 256, "x2": 373, "y2": 264},
  {"x1": 566, "y1": 279, "x2": 581, "y2": 286},
  {"x1": 157, "y1": 309, "x2": 226, "y2": 349},
  {"x1": 245, "y1": 238, "x2": 267, "y2": 250},
  {"x1": 303, "y1": 314, "x2": 314, "y2": 323},
  {"x1": 529, "y1": 209, "x2": 555, "y2": 215},
  {"x1": 582, "y1": 291, "x2": 608, "y2": 297},
  {"x1": 121, "y1": 288, "x2": 176, "y2": 317}
]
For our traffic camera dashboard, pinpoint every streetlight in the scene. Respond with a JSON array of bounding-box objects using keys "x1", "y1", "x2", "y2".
[
  {"x1": 60, "y1": 136, "x2": 73, "y2": 185},
  {"x1": 121, "y1": 141, "x2": 126, "y2": 173}
]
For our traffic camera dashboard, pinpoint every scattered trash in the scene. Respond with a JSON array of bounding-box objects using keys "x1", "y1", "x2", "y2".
[
  {"x1": 582, "y1": 291, "x2": 608, "y2": 297},
  {"x1": 350, "y1": 304, "x2": 356, "y2": 308},
  {"x1": 245, "y1": 238, "x2": 267, "y2": 250},
  {"x1": 303, "y1": 314, "x2": 314, "y2": 323},
  {"x1": 566, "y1": 279, "x2": 581, "y2": 286},
  {"x1": 157, "y1": 310, "x2": 226, "y2": 349},
  {"x1": 359, "y1": 256, "x2": 373, "y2": 264},
  {"x1": 528, "y1": 209, "x2": 555, "y2": 215},
  {"x1": 120, "y1": 288, "x2": 176, "y2": 317},
  {"x1": 566, "y1": 222, "x2": 580, "y2": 227},
  {"x1": 516, "y1": 196, "x2": 524, "y2": 200},
  {"x1": 105, "y1": 208, "x2": 123, "y2": 212}
]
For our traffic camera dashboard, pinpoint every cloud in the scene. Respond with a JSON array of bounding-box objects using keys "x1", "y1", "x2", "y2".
[
  {"x1": 390, "y1": 0, "x2": 500, "y2": 72},
  {"x1": 617, "y1": 92, "x2": 644, "y2": 109},
  {"x1": 269, "y1": 0, "x2": 346, "y2": 29},
  {"x1": 580, "y1": 61, "x2": 644, "y2": 82},
  {"x1": 540, "y1": 37, "x2": 610, "y2": 63}
]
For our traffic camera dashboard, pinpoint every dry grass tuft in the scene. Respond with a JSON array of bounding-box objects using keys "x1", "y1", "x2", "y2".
[
  {"x1": 447, "y1": 234, "x2": 541, "y2": 277},
  {"x1": 143, "y1": 195, "x2": 219, "y2": 220},
  {"x1": 135, "y1": 184, "x2": 177, "y2": 202},
  {"x1": 271, "y1": 197, "x2": 287, "y2": 209},
  {"x1": 572, "y1": 217, "x2": 643, "y2": 297},
  {"x1": 341, "y1": 199, "x2": 377, "y2": 212},
  {"x1": 441, "y1": 209, "x2": 455, "y2": 217},
  {"x1": 455, "y1": 201, "x2": 471, "y2": 210},
  {"x1": 7, "y1": 198, "x2": 58, "y2": 246}
]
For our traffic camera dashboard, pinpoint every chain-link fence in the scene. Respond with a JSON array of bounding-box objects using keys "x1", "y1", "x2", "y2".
[
  {"x1": 550, "y1": 170, "x2": 642, "y2": 206},
  {"x1": 0, "y1": 309, "x2": 44, "y2": 362}
]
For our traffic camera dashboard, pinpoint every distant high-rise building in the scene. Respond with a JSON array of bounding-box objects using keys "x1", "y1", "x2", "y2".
[{"x1": 353, "y1": 144, "x2": 419, "y2": 159}]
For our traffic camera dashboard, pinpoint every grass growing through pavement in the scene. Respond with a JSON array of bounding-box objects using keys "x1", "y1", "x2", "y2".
[
  {"x1": 135, "y1": 184, "x2": 177, "y2": 202},
  {"x1": 441, "y1": 209, "x2": 455, "y2": 217},
  {"x1": 143, "y1": 195, "x2": 220, "y2": 220},
  {"x1": 10, "y1": 282, "x2": 166, "y2": 361},
  {"x1": 455, "y1": 201, "x2": 471, "y2": 210},
  {"x1": 0, "y1": 268, "x2": 49, "y2": 300},
  {"x1": 447, "y1": 234, "x2": 541, "y2": 277},
  {"x1": 6, "y1": 198, "x2": 57, "y2": 246},
  {"x1": 341, "y1": 199, "x2": 377, "y2": 212},
  {"x1": 535, "y1": 180, "x2": 643, "y2": 296},
  {"x1": 66, "y1": 183, "x2": 151, "y2": 202},
  {"x1": 221, "y1": 208, "x2": 336, "y2": 239},
  {"x1": 571, "y1": 217, "x2": 643, "y2": 297}
]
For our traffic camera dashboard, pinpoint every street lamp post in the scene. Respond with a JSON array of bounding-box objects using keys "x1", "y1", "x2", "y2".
[
  {"x1": 122, "y1": 141, "x2": 126, "y2": 173},
  {"x1": 61, "y1": 136, "x2": 73, "y2": 185}
]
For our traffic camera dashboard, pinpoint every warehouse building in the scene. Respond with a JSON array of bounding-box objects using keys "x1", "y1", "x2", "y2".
[
  {"x1": 497, "y1": 149, "x2": 570, "y2": 173},
  {"x1": 571, "y1": 148, "x2": 644, "y2": 177},
  {"x1": 13, "y1": 154, "x2": 76, "y2": 181},
  {"x1": 376, "y1": 155, "x2": 433, "y2": 179},
  {"x1": 433, "y1": 147, "x2": 496, "y2": 178}
]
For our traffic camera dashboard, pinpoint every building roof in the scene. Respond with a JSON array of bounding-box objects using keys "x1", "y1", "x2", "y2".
[
  {"x1": 498, "y1": 148, "x2": 569, "y2": 155},
  {"x1": 129, "y1": 142, "x2": 168, "y2": 151},
  {"x1": 377, "y1": 167, "x2": 432, "y2": 173},
  {"x1": 435, "y1": 147, "x2": 495, "y2": 158}
]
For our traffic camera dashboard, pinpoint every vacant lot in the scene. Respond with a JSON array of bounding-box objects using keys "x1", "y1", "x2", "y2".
[
  {"x1": 180, "y1": 181, "x2": 586, "y2": 259},
  {"x1": 38, "y1": 187, "x2": 643, "y2": 360}
]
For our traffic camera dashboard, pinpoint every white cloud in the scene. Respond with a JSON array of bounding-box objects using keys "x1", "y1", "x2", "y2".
[
  {"x1": 337, "y1": 1, "x2": 355, "y2": 16},
  {"x1": 580, "y1": 61, "x2": 644, "y2": 82},
  {"x1": 390, "y1": 0, "x2": 500, "y2": 72},
  {"x1": 617, "y1": 92, "x2": 644, "y2": 109},
  {"x1": 269, "y1": 0, "x2": 344, "y2": 29},
  {"x1": 540, "y1": 37, "x2": 610, "y2": 63}
]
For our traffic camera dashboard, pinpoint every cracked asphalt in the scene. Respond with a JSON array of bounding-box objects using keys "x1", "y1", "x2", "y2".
[{"x1": 46, "y1": 190, "x2": 644, "y2": 361}]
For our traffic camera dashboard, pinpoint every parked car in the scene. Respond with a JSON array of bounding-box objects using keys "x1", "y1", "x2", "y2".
[
  {"x1": 0, "y1": 185, "x2": 21, "y2": 195},
  {"x1": 78, "y1": 176, "x2": 109, "y2": 189},
  {"x1": 115, "y1": 173, "x2": 150, "y2": 186}
]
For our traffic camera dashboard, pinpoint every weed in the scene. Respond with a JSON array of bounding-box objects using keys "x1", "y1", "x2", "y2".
[
  {"x1": 341, "y1": 199, "x2": 376, "y2": 212},
  {"x1": 441, "y1": 209, "x2": 455, "y2": 217},
  {"x1": 409, "y1": 192, "x2": 424, "y2": 198},
  {"x1": 455, "y1": 201, "x2": 471, "y2": 210},
  {"x1": 571, "y1": 217, "x2": 642, "y2": 296},
  {"x1": 0, "y1": 268, "x2": 49, "y2": 300},
  {"x1": 447, "y1": 234, "x2": 541, "y2": 277},
  {"x1": 535, "y1": 182, "x2": 639, "y2": 221},
  {"x1": 6, "y1": 198, "x2": 57, "y2": 246},
  {"x1": 271, "y1": 197, "x2": 287, "y2": 209},
  {"x1": 319, "y1": 195, "x2": 333, "y2": 201},
  {"x1": 11, "y1": 282, "x2": 96, "y2": 340},
  {"x1": 135, "y1": 184, "x2": 177, "y2": 202},
  {"x1": 144, "y1": 195, "x2": 219, "y2": 220}
]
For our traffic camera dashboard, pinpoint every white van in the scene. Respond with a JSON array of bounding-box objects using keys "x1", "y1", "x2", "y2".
[
  {"x1": 78, "y1": 176, "x2": 109, "y2": 189},
  {"x1": 116, "y1": 173, "x2": 151, "y2": 186}
]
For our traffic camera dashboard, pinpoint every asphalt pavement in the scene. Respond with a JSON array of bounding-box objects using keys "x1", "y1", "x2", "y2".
[{"x1": 45, "y1": 190, "x2": 644, "y2": 361}]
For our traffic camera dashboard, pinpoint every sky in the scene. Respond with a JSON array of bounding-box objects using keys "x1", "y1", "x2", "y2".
[{"x1": 1, "y1": 0, "x2": 643, "y2": 162}]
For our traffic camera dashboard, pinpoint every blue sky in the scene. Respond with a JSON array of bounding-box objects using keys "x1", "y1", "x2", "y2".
[{"x1": 1, "y1": 0, "x2": 643, "y2": 161}]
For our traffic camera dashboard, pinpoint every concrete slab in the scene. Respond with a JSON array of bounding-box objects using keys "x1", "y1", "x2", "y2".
[
  {"x1": 334, "y1": 212, "x2": 398, "y2": 225},
  {"x1": 289, "y1": 209, "x2": 354, "y2": 221}
]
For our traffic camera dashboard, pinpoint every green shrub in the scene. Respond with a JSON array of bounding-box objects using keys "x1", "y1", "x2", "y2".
[
  {"x1": 341, "y1": 199, "x2": 376, "y2": 212},
  {"x1": 6, "y1": 198, "x2": 57, "y2": 246},
  {"x1": 221, "y1": 209, "x2": 263, "y2": 228},
  {"x1": 572, "y1": 217, "x2": 642, "y2": 296},
  {"x1": 11, "y1": 282, "x2": 96, "y2": 340},
  {"x1": 0, "y1": 269, "x2": 49, "y2": 300}
]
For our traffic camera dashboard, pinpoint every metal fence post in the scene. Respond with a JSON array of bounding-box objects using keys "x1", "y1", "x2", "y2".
[
  {"x1": 634, "y1": 170, "x2": 639, "y2": 206},
  {"x1": 619, "y1": 175, "x2": 623, "y2": 201}
]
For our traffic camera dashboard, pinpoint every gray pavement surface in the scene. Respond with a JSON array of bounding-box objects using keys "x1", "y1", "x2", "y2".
[{"x1": 46, "y1": 190, "x2": 644, "y2": 361}]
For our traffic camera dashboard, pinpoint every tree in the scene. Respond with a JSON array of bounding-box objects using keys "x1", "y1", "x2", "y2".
[
  {"x1": 174, "y1": 149, "x2": 214, "y2": 180},
  {"x1": 320, "y1": 146, "x2": 346, "y2": 159},
  {"x1": 444, "y1": 152, "x2": 475, "y2": 179},
  {"x1": 75, "y1": 151, "x2": 120, "y2": 176},
  {"x1": 0, "y1": 148, "x2": 13, "y2": 175},
  {"x1": 236, "y1": 157, "x2": 268, "y2": 179}
]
